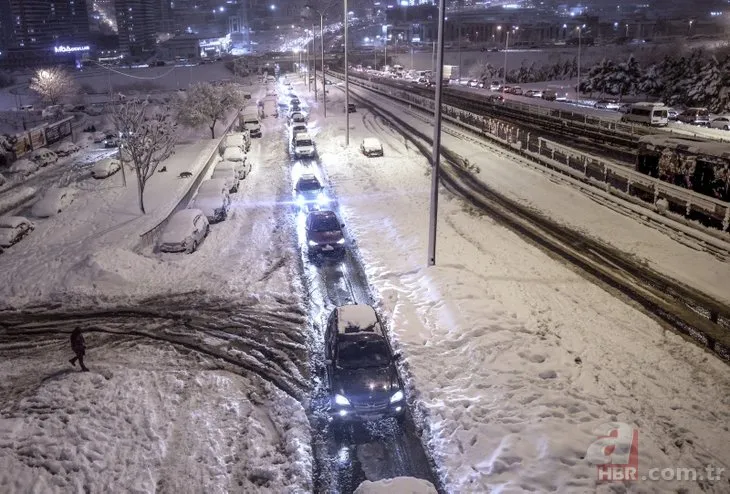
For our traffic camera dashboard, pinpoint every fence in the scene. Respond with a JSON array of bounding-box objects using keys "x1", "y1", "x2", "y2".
[
  {"x1": 137, "y1": 114, "x2": 240, "y2": 250},
  {"x1": 335, "y1": 71, "x2": 730, "y2": 235}
]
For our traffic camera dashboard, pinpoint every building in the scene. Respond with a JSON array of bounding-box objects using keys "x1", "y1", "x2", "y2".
[
  {"x1": 156, "y1": 34, "x2": 200, "y2": 60},
  {"x1": 0, "y1": 0, "x2": 91, "y2": 67},
  {"x1": 115, "y1": 0, "x2": 160, "y2": 56}
]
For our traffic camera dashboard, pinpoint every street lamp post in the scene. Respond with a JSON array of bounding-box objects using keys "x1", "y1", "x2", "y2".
[
  {"x1": 576, "y1": 25, "x2": 581, "y2": 98},
  {"x1": 312, "y1": 24, "x2": 318, "y2": 101},
  {"x1": 344, "y1": 2, "x2": 350, "y2": 145},
  {"x1": 305, "y1": 5, "x2": 328, "y2": 116},
  {"x1": 427, "y1": 0, "x2": 447, "y2": 266}
]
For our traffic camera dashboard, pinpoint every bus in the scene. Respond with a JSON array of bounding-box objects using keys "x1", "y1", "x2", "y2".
[{"x1": 620, "y1": 102, "x2": 669, "y2": 126}]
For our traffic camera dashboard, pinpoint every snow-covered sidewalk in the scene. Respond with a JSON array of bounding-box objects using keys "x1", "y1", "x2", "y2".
[{"x1": 311, "y1": 87, "x2": 730, "y2": 493}]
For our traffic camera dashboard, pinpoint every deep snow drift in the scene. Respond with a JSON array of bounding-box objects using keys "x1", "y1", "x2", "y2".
[{"x1": 309, "y1": 84, "x2": 730, "y2": 493}]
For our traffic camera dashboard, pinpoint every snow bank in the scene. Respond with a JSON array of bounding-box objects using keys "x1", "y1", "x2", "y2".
[{"x1": 354, "y1": 477, "x2": 437, "y2": 494}]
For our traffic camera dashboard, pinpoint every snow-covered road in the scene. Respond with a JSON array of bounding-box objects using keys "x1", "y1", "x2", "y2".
[{"x1": 308, "y1": 81, "x2": 730, "y2": 493}]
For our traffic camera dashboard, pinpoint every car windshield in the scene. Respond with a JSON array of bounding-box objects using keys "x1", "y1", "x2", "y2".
[
  {"x1": 298, "y1": 179, "x2": 321, "y2": 191},
  {"x1": 296, "y1": 139, "x2": 313, "y2": 147},
  {"x1": 310, "y1": 215, "x2": 340, "y2": 231},
  {"x1": 337, "y1": 339, "x2": 390, "y2": 369}
]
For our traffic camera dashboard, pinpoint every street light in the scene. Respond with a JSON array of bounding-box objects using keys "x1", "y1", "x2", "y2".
[
  {"x1": 501, "y1": 26, "x2": 517, "y2": 88},
  {"x1": 344, "y1": 0, "x2": 350, "y2": 145},
  {"x1": 576, "y1": 25, "x2": 582, "y2": 99},
  {"x1": 305, "y1": 4, "x2": 327, "y2": 117}
]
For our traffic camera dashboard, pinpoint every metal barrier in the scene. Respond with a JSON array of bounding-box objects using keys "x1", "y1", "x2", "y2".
[
  {"x1": 137, "y1": 113, "x2": 240, "y2": 250},
  {"x1": 334, "y1": 71, "x2": 730, "y2": 234}
]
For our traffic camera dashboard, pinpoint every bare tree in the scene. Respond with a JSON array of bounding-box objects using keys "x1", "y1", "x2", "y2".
[
  {"x1": 176, "y1": 82, "x2": 245, "y2": 139},
  {"x1": 29, "y1": 67, "x2": 78, "y2": 105},
  {"x1": 111, "y1": 99, "x2": 177, "y2": 214}
]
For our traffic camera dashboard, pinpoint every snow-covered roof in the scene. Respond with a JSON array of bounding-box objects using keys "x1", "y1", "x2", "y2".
[
  {"x1": 362, "y1": 137, "x2": 382, "y2": 148},
  {"x1": 224, "y1": 135, "x2": 245, "y2": 148},
  {"x1": 9, "y1": 159, "x2": 36, "y2": 172},
  {"x1": 161, "y1": 209, "x2": 201, "y2": 243},
  {"x1": 198, "y1": 179, "x2": 228, "y2": 194},
  {"x1": 191, "y1": 195, "x2": 224, "y2": 216},
  {"x1": 0, "y1": 216, "x2": 32, "y2": 228},
  {"x1": 337, "y1": 304, "x2": 380, "y2": 335},
  {"x1": 295, "y1": 133, "x2": 313, "y2": 142},
  {"x1": 92, "y1": 158, "x2": 119, "y2": 172},
  {"x1": 222, "y1": 147, "x2": 244, "y2": 161}
]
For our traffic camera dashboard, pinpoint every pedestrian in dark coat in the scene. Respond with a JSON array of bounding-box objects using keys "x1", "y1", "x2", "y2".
[{"x1": 69, "y1": 327, "x2": 89, "y2": 372}]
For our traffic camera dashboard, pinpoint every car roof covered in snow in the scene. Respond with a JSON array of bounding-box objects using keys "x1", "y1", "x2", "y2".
[
  {"x1": 0, "y1": 215, "x2": 32, "y2": 228},
  {"x1": 161, "y1": 209, "x2": 203, "y2": 243},
  {"x1": 295, "y1": 132, "x2": 313, "y2": 142},
  {"x1": 92, "y1": 157, "x2": 119, "y2": 170},
  {"x1": 225, "y1": 134, "x2": 245, "y2": 147},
  {"x1": 362, "y1": 137, "x2": 381, "y2": 147},
  {"x1": 223, "y1": 147, "x2": 244, "y2": 160},
  {"x1": 336, "y1": 304, "x2": 381, "y2": 335},
  {"x1": 10, "y1": 159, "x2": 36, "y2": 171},
  {"x1": 198, "y1": 179, "x2": 228, "y2": 194}
]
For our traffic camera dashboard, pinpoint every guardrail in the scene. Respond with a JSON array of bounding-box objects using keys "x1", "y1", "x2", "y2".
[
  {"x1": 331, "y1": 70, "x2": 730, "y2": 236},
  {"x1": 137, "y1": 113, "x2": 240, "y2": 250}
]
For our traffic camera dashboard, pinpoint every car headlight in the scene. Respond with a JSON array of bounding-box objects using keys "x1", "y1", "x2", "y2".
[
  {"x1": 334, "y1": 394, "x2": 350, "y2": 406},
  {"x1": 336, "y1": 238, "x2": 345, "y2": 245},
  {"x1": 296, "y1": 194, "x2": 305, "y2": 204},
  {"x1": 390, "y1": 390, "x2": 404, "y2": 403},
  {"x1": 308, "y1": 240, "x2": 317, "y2": 246}
]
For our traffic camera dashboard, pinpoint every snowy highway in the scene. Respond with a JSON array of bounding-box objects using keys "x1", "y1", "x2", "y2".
[{"x1": 1, "y1": 70, "x2": 729, "y2": 494}]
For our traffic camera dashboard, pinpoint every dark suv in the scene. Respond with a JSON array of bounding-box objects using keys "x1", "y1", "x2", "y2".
[
  {"x1": 305, "y1": 210, "x2": 345, "y2": 258},
  {"x1": 324, "y1": 304, "x2": 405, "y2": 422}
]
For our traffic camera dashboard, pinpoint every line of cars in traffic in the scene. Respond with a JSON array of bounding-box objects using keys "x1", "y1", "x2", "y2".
[{"x1": 279, "y1": 80, "x2": 405, "y2": 426}]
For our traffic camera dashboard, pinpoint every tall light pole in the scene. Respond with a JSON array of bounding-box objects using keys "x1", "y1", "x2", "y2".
[
  {"x1": 501, "y1": 26, "x2": 516, "y2": 88},
  {"x1": 427, "y1": 0, "x2": 446, "y2": 266},
  {"x1": 344, "y1": 3, "x2": 350, "y2": 146},
  {"x1": 576, "y1": 25, "x2": 582, "y2": 98},
  {"x1": 305, "y1": 5, "x2": 328, "y2": 116},
  {"x1": 312, "y1": 24, "x2": 318, "y2": 100}
]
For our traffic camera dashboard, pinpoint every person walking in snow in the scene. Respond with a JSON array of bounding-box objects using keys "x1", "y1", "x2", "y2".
[{"x1": 69, "y1": 327, "x2": 89, "y2": 372}]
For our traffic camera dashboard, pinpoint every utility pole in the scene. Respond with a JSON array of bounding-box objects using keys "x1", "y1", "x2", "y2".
[
  {"x1": 313, "y1": 25, "x2": 318, "y2": 100},
  {"x1": 576, "y1": 25, "x2": 582, "y2": 98},
  {"x1": 344, "y1": 0, "x2": 349, "y2": 146},
  {"x1": 503, "y1": 30, "x2": 509, "y2": 87},
  {"x1": 320, "y1": 13, "x2": 326, "y2": 116},
  {"x1": 427, "y1": 0, "x2": 446, "y2": 266}
]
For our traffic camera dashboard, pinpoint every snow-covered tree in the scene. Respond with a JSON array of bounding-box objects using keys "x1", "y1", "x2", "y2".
[
  {"x1": 687, "y1": 56, "x2": 722, "y2": 107},
  {"x1": 29, "y1": 67, "x2": 78, "y2": 105},
  {"x1": 637, "y1": 63, "x2": 664, "y2": 96},
  {"x1": 111, "y1": 99, "x2": 177, "y2": 214},
  {"x1": 176, "y1": 82, "x2": 246, "y2": 139}
]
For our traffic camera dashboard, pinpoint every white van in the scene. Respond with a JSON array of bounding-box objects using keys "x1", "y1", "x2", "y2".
[{"x1": 620, "y1": 103, "x2": 669, "y2": 127}]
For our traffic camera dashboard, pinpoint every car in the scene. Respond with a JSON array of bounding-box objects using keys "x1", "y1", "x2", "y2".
[
  {"x1": 618, "y1": 103, "x2": 632, "y2": 114},
  {"x1": 158, "y1": 209, "x2": 209, "y2": 253},
  {"x1": 525, "y1": 89, "x2": 543, "y2": 98},
  {"x1": 346, "y1": 103, "x2": 356, "y2": 113},
  {"x1": 290, "y1": 103, "x2": 302, "y2": 113},
  {"x1": 667, "y1": 108, "x2": 679, "y2": 120},
  {"x1": 594, "y1": 99, "x2": 620, "y2": 110},
  {"x1": 241, "y1": 114, "x2": 262, "y2": 137},
  {"x1": 224, "y1": 133, "x2": 250, "y2": 152},
  {"x1": 290, "y1": 97, "x2": 301, "y2": 107},
  {"x1": 191, "y1": 184, "x2": 229, "y2": 223},
  {"x1": 102, "y1": 133, "x2": 120, "y2": 148},
  {"x1": 29, "y1": 149, "x2": 58, "y2": 167},
  {"x1": 9, "y1": 159, "x2": 39, "y2": 176},
  {"x1": 467, "y1": 79, "x2": 479, "y2": 87},
  {"x1": 0, "y1": 216, "x2": 34, "y2": 247},
  {"x1": 489, "y1": 81, "x2": 502, "y2": 91},
  {"x1": 324, "y1": 304, "x2": 406, "y2": 423},
  {"x1": 289, "y1": 112, "x2": 307, "y2": 125},
  {"x1": 709, "y1": 116, "x2": 730, "y2": 130},
  {"x1": 291, "y1": 123, "x2": 308, "y2": 139},
  {"x1": 294, "y1": 174, "x2": 327, "y2": 211},
  {"x1": 305, "y1": 210, "x2": 345, "y2": 259},
  {"x1": 486, "y1": 94, "x2": 504, "y2": 103},
  {"x1": 360, "y1": 137, "x2": 384, "y2": 157},
  {"x1": 541, "y1": 89, "x2": 557, "y2": 101},
  {"x1": 55, "y1": 141, "x2": 80, "y2": 157},
  {"x1": 91, "y1": 158, "x2": 121, "y2": 179},
  {"x1": 218, "y1": 159, "x2": 251, "y2": 180},
  {"x1": 677, "y1": 108, "x2": 710, "y2": 126},
  {"x1": 31, "y1": 187, "x2": 75, "y2": 217},
  {"x1": 292, "y1": 132, "x2": 316, "y2": 159},
  {"x1": 211, "y1": 167, "x2": 238, "y2": 193},
  {"x1": 511, "y1": 86, "x2": 523, "y2": 95},
  {"x1": 502, "y1": 85, "x2": 513, "y2": 93}
]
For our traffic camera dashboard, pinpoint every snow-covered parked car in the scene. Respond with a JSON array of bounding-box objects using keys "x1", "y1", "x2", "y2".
[
  {"x1": 360, "y1": 137, "x2": 384, "y2": 157},
  {"x1": 158, "y1": 209, "x2": 209, "y2": 253},
  {"x1": 241, "y1": 113, "x2": 262, "y2": 137},
  {"x1": 292, "y1": 133, "x2": 316, "y2": 159},
  {"x1": 211, "y1": 167, "x2": 239, "y2": 193},
  {"x1": 222, "y1": 146, "x2": 246, "y2": 164},
  {"x1": 0, "y1": 216, "x2": 34, "y2": 247},
  {"x1": 29, "y1": 149, "x2": 58, "y2": 167},
  {"x1": 55, "y1": 141, "x2": 80, "y2": 157},
  {"x1": 218, "y1": 159, "x2": 250, "y2": 180},
  {"x1": 709, "y1": 116, "x2": 730, "y2": 130},
  {"x1": 91, "y1": 158, "x2": 121, "y2": 179},
  {"x1": 31, "y1": 187, "x2": 75, "y2": 217},
  {"x1": 224, "y1": 133, "x2": 250, "y2": 152},
  {"x1": 192, "y1": 179, "x2": 230, "y2": 223},
  {"x1": 9, "y1": 159, "x2": 39, "y2": 176}
]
